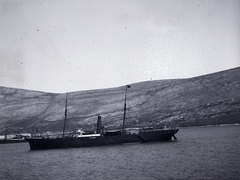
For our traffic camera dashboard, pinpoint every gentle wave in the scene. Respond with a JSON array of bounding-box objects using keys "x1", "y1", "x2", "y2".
[{"x1": 1, "y1": 125, "x2": 240, "y2": 180}]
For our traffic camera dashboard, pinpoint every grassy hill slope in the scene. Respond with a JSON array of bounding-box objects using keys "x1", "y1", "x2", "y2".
[{"x1": 0, "y1": 67, "x2": 239, "y2": 134}]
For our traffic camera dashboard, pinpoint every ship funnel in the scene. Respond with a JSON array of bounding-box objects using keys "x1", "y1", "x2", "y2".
[{"x1": 96, "y1": 116, "x2": 102, "y2": 134}]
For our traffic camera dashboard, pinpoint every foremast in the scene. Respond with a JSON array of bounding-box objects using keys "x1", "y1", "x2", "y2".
[
  {"x1": 122, "y1": 85, "x2": 131, "y2": 132},
  {"x1": 62, "y1": 92, "x2": 68, "y2": 138}
]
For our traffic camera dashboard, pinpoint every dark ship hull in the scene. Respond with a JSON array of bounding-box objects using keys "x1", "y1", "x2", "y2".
[{"x1": 25, "y1": 129, "x2": 178, "y2": 150}]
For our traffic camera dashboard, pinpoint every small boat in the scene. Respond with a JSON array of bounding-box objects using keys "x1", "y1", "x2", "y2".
[
  {"x1": 0, "y1": 133, "x2": 28, "y2": 144},
  {"x1": 0, "y1": 139, "x2": 26, "y2": 144},
  {"x1": 25, "y1": 85, "x2": 179, "y2": 150}
]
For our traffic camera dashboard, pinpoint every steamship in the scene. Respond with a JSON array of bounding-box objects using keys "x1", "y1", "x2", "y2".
[{"x1": 25, "y1": 85, "x2": 179, "y2": 150}]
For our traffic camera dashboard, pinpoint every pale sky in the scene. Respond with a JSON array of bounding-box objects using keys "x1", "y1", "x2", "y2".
[{"x1": 1, "y1": 0, "x2": 240, "y2": 93}]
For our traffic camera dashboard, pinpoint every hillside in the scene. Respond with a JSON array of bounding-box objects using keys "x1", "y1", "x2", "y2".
[{"x1": 0, "y1": 67, "x2": 240, "y2": 134}]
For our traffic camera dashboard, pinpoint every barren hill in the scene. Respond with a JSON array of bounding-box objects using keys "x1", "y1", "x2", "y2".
[{"x1": 0, "y1": 67, "x2": 240, "y2": 134}]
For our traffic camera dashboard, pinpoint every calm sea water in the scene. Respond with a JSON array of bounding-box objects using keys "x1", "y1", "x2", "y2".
[{"x1": 0, "y1": 125, "x2": 239, "y2": 180}]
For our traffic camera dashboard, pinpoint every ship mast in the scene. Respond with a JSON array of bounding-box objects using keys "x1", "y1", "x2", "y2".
[
  {"x1": 62, "y1": 92, "x2": 68, "y2": 138},
  {"x1": 122, "y1": 85, "x2": 131, "y2": 132}
]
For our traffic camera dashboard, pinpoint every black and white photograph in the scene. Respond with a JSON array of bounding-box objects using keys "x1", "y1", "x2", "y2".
[{"x1": 0, "y1": 0, "x2": 240, "y2": 179}]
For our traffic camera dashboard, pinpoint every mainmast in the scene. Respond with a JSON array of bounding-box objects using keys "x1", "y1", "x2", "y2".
[
  {"x1": 122, "y1": 85, "x2": 131, "y2": 132},
  {"x1": 62, "y1": 92, "x2": 68, "y2": 138}
]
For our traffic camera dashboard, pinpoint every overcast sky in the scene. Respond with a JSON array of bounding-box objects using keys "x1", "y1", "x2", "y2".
[{"x1": 1, "y1": 0, "x2": 239, "y2": 93}]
